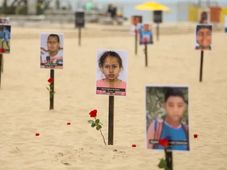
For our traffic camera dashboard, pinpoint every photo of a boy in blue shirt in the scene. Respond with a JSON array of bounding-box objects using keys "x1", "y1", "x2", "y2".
[{"x1": 146, "y1": 86, "x2": 189, "y2": 151}]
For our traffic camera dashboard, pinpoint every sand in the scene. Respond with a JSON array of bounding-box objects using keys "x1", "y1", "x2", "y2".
[{"x1": 0, "y1": 23, "x2": 227, "y2": 170}]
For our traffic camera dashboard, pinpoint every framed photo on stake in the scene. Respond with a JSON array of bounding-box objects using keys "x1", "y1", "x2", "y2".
[
  {"x1": 146, "y1": 85, "x2": 190, "y2": 151},
  {"x1": 40, "y1": 33, "x2": 64, "y2": 69},
  {"x1": 96, "y1": 49, "x2": 128, "y2": 96}
]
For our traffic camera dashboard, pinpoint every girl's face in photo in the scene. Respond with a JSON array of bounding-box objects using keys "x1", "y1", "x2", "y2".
[
  {"x1": 164, "y1": 96, "x2": 186, "y2": 123},
  {"x1": 101, "y1": 56, "x2": 122, "y2": 81},
  {"x1": 47, "y1": 36, "x2": 60, "y2": 53},
  {"x1": 196, "y1": 28, "x2": 211, "y2": 48}
]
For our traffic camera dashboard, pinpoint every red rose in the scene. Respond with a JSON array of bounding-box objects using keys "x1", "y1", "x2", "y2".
[
  {"x1": 159, "y1": 138, "x2": 169, "y2": 148},
  {"x1": 48, "y1": 77, "x2": 54, "y2": 84},
  {"x1": 0, "y1": 48, "x2": 5, "y2": 53},
  {"x1": 89, "y1": 109, "x2": 97, "y2": 118}
]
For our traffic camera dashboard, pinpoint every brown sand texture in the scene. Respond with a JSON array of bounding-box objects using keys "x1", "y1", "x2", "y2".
[{"x1": 0, "y1": 23, "x2": 227, "y2": 170}]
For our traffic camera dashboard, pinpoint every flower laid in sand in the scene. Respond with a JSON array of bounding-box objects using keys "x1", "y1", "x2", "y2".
[
  {"x1": 88, "y1": 109, "x2": 106, "y2": 145},
  {"x1": 46, "y1": 77, "x2": 55, "y2": 98},
  {"x1": 194, "y1": 133, "x2": 198, "y2": 139}
]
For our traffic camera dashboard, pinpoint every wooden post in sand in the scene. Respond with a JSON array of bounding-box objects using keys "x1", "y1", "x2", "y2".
[
  {"x1": 0, "y1": 54, "x2": 2, "y2": 87},
  {"x1": 78, "y1": 27, "x2": 82, "y2": 46},
  {"x1": 156, "y1": 23, "x2": 160, "y2": 41},
  {"x1": 165, "y1": 150, "x2": 173, "y2": 170},
  {"x1": 75, "y1": 11, "x2": 85, "y2": 47},
  {"x1": 1, "y1": 54, "x2": 3, "y2": 73},
  {"x1": 144, "y1": 42, "x2": 148, "y2": 67},
  {"x1": 199, "y1": 50, "x2": 204, "y2": 82},
  {"x1": 108, "y1": 96, "x2": 114, "y2": 145},
  {"x1": 135, "y1": 27, "x2": 138, "y2": 55},
  {"x1": 49, "y1": 69, "x2": 55, "y2": 110}
]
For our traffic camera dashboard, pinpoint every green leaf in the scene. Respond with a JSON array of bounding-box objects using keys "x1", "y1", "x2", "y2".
[
  {"x1": 91, "y1": 122, "x2": 96, "y2": 128},
  {"x1": 88, "y1": 120, "x2": 94, "y2": 124},
  {"x1": 95, "y1": 119, "x2": 100, "y2": 124},
  {"x1": 96, "y1": 125, "x2": 102, "y2": 130},
  {"x1": 158, "y1": 158, "x2": 167, "y2": 169}
]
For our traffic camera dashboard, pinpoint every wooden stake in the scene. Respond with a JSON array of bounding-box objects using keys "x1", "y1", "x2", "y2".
[
  {"x1": 135, "y1": 26, "x2": 138, "y2": 55},
  {"x1": 199, "y1": 50, "x2": 204, "y2": 82},
  {"x1": 78, "y1": 28, "x2": 81, "y2": 46},
  {"x1": 49, "y1": 69, "x2": 55, "y2": 110},
  {"x1": 1, "y1": 54, "x2": 3, "y2": 73},
  {"x1": 156, "y1": 23, "x2": 160, "y2": 41},
  {"x1": 0, "y1": 54, "x2": 2, "y2": 87},
  {"x1": 165, "y1": 149, "x2": 173, "y2": 170},
  {"x1": 145, "y1": 43, "x2": 148, "y2": 67},
  {"x1": 108, "y1": 96, "x2": 114, "y2": 145}
]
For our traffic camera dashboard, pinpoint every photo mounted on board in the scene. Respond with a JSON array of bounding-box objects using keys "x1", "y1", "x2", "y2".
[
  {"x1": 0, "y1": 24, "x2": 11, "y2": 53},
  {"x1": 140, "y1": 24, "x2": 153, "y2": 45},
  {"x1": 199, "y1": 11, "x2": 209, "y2": 24},
  {"x1": 131, "y1": 15, "x2": 143, "y2": 25},
  {"x1": 0, "y1": 17, "x2": 10, "y2": 25},
  {"x1": 195, "y1": 24, "x2": 212, "y2": 50},
  {"x1": 96, "y1": 49, "x2": 128, "y2": 96},
  {"x1": 131, "y1": 15, "x2": 143, "y2": 34},
  {"x1": 146, "y1": 85, "x2": 190, "y2": 151},
  {"x1": 40, "y1": 33, "x2": 64, "y2": 69}
]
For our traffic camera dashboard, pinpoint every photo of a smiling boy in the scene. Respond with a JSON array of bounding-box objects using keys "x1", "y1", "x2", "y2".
[
  {"x1": 195, "y1": 24, "x2": 212, "y2": 50},
  {"x1": 40, "y1": 33, "x2": 63, "y2": 69},
  {"x1": 96, "y1": 50, "x2": 128, "y2": 96},
  {"x1": 146, "y1": 86, "x2": 189, "y2": 151}
]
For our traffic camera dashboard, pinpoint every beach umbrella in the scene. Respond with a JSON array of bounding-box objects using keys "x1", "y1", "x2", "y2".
[
  {"x1": 135, "y1": 2, "x2": 170, "y2": 12},
  {"x1": 135, "y1": 2, "x2": 170, "y2": 40}
]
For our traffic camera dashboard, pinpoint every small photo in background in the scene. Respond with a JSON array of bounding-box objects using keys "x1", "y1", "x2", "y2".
[
  {"x1": 40, "y1": 33, "x2": 64, "y2": 69},
  {"x1": 96, "y1": 49, "x2": 128, "y2": 96},
  {"x1": 140, "y1": 24, "x2": 153, "y2": 45},
  {"x1": 199, "y1": 11, "x2": 209, "y2": 24},
  {"x1": 0, "y1": 24, "x2": 11, "y2": 53},
  {"x1": 146, "y1": 85, "x2": 190, "y2": 151},
  {"x1": 0, "y1": 17, "x2": 10, "y2": 24},
  {"x1": 195, "y1": 24, "x2": 212, "y2": 50}
]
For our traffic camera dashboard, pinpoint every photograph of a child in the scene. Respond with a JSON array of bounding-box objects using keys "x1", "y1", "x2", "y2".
[
  {"x1": 199, "y1": 11, "x2": 209, "y2": 24},
  {"x1": 131, "y1": 16, "x2": 143, "y2": 35},
  {"x1": 96, "y1": 50, "x2": 128, "y2": 96},
  {"x1": 146, "y1": 86, "x2": 189, "y2": 151},
  {"x1": 131, "y1": 15, "x2": 142, "y2": 25},
  {"x1": 40, "y1": 33, "x2": 63, "y2": 69},
  {"x1": 140, "y1": 24, "x2": 153, "y2": 45},
  {"x1": 195, "y1": 24, "x2": 212, "y2": 50},
  {"x1": 0, "y1": 17, "x2": 10, "y2": 24},
  {"x1": 0, "y1": 24, "x2": 11, "y2": 53}
]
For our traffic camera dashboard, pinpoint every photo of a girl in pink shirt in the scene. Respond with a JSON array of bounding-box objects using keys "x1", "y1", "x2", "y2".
[{"x1": 96, "y1": 50, "x2": 127, "y2": 96}]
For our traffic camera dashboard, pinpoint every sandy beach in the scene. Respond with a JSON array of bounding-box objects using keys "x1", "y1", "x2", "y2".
[{"x1": 0, "y1": 23, "x2": 227, "y2": 170}]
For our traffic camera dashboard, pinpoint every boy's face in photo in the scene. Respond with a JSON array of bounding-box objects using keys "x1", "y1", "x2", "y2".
[
  {"x1": 164, "y1": 96, "x2": 186, "y2": 123},
  {"x1": 47, "y1": 36, "x2": 60, "y2": 53},
  {"x1": 144, "y1": 24, "x2": 149, "y2": 31},
  {"x1": 101, "y1": 56, "x2": 121, "y2": 81},
  {"x1": 196, "y1": 27, "x2": 211, "y2": 48}
]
